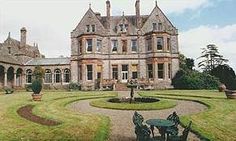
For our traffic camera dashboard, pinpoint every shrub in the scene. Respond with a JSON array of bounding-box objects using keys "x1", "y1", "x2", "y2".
[
  {"x1": 211, "y1": 65, "x2": 236, "y2": 90},
  {"x1": 68, "y1": 82, "x2": 81, "y2": 91},
  {"x1": 31, "y1": 79, "x2": 42, "y2": 94},
  {"x1": 172, "y1": 70, "x2": 219, "y2": 90}
]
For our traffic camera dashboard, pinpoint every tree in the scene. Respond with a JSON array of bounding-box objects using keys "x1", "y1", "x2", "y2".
[
  {"x1": 211, "y1": 64, "x2": 236, "y2": 90},
  {"x1": 179, "y1": 54, "x2": 195, "y2": 71},
  {"x1": 198, "y1": 44, "x2": 228, "y2": 72}
]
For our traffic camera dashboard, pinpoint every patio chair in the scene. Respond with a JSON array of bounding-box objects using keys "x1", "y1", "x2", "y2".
[
  {"x1": 167, "y1": 121, "x2": 192, "y2": 141},
  {"x1": 133, "y1": 111, "x2": 144, "y2": 126},
  {"x1": 133, "y1": 111, "x2": 151, "y2": 141},
  {"x1": 166, "y1": 112, "x2": 180, "y2": 136},
  {"x1": 135, "y1": 124, "x2": 152, "y2": 141}
]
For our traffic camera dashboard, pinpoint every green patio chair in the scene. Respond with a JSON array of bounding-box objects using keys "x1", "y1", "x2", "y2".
[{"x1": 167, "y1": 121, "x2": 192, "y2": 141}]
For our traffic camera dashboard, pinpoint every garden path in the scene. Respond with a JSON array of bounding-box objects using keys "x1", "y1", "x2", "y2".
[{"x1": 70, "y1": 91, "x2": 207, "y2": 141}]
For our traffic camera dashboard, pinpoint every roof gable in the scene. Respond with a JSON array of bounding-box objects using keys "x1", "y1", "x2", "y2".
[
  {"x1": 71, "y1": 8, "x2": 107, "y2": 37},
  {"x1": 141, "y1": 6, "x2": 177, "y2": 34}
]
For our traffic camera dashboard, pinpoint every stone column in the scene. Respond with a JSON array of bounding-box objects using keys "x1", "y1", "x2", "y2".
[
  {"x1": 82, "y1": 64, "x2": 86, "y2": 82},
  {"x1": 61, "y1": 72, "x2": 64, "y2": 85},
  {"x1": 4, "y1": 72, "x2": 7, "y2": 87},
  {"x1": 52, "y1": 73, "x2": 54, "y2": 84},
  {"x1": 154, "y1": 62, "x2": 158, "y2": 82},
  {"x1": 14, "y1": 73, "x2": 17, "y2": 87}
]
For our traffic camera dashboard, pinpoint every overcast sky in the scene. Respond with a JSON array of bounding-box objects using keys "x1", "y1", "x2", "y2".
[{"x1": 0, "y1": 0, "x2": 236, "y2": 70}]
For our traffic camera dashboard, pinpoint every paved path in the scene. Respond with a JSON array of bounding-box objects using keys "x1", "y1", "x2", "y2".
[{"x1": 69, "y1": 91, "x2": 207, "y2": 141}]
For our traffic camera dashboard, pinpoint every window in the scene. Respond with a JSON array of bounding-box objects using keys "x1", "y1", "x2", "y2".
[
  {"x1": 122, "y1": 65, "x2": 128, "y2": 71},
  {"x1": 131, "y1": 40, "x2": 137, "y2": 52},
  {"x1": 8, "y1": 47, "x2": 11, "y2": 54},
  {"x1": 157, "y1": 37, "x2": 163, "y2": 50},
  {"x1": 152, "y1": 23, "x2": 157, "y2": 31},
  {"x1": 158, "y1": 63, "x2": 164, "y2": 79},
  {"x1": 158, "y1": 23, "x2": 162, "y2": 31},
  {"x1": 79, "y1": 65, "x2": 82, "y2": 80},
  {"x1": 54, "y1": 69, "x2": 61, "y2": 83},
  {"x1": 122, "y1": 40, "x2": 127, "y2": 53},
  {"x1": 92, "y1": 25, "x2": 95, "y2": 32},
  {"x1": 86, "y1": 25, "x2": 90, "y2": 32},
  {"x1": 96, "y1": 40, "x2": 102, "y2": 52},
  {"x1": 64, "y1": 69, "x2": 70, "y2": 83},
  {"x1": 87, "y1": 65, "x2": 93, "y2": 80},
  {"x1": 79, "y1": 40, "x2": 82, "y2": 54},
  {"x1": 119, "y1": 24, "x2": 123, "y2": 32},
  {"x1": 26, "y1": 69, "x2": 32, "y2": 83},
  {"x1": 131, "y1": 64, "x2": 138, "y2": 79},
  {"x1": 168, "y1": 63, "x2": 171, "y2": 79},
  {"x1": 146, "y1": 38, "x2": 152, "y2": 51},
  {"x1": 112, "y1": 40, "x2": 118, "y2": 52},
  {"x1": 86, "y1": 39, "x2": 93, "y2": 52},
  {"x1": 112, "y1": 65, "x2": 118, "y2": 80},
  {"x1": 167, "y1": 38, "x2": 171, "y2": 51},
  {"x1": 147, "y1": 64, "x2": 153, "y2": 79},
  {"x1": 44, "y1": 69, "x2": 52, "y2": 83}
]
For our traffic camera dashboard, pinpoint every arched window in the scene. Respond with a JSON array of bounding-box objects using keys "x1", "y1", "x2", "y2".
[
  {"x1": 26, "y1": 69, "x2": 32, "y2": 83},
  {"x1": 64, "y1": 69, "x2": 70, "y2": 83},
  {"x1": 54, "y1": 69, "x2": 61, "y2": 83},
  {"x1": 44, "y1": 69, "x2": 52, "y2": 83}
]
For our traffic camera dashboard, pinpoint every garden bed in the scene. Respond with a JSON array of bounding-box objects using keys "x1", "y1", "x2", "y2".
[{"x1": 17, "y1": 105, "x2": 60, "y2": 126}]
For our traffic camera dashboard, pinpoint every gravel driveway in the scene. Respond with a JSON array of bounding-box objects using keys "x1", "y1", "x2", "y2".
[{"x1": 69, "y1": 91, "x2": 207, "y2": 141}]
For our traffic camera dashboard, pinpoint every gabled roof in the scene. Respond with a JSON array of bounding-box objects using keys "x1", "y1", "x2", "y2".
[
  {"x1": 0, "y1": 49, "x2": 22, "y2": 65},
  {"x1": 25, "y1": 58, "x2": 70, "y2": 66}
]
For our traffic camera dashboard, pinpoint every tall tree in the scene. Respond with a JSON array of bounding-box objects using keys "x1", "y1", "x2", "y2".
[{"x1": 198, "y1": 44, "x2": 228, "y2": 72}]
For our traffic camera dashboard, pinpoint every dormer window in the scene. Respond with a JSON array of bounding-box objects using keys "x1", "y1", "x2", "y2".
[
  {"x1": 153, "y1": 23, "x2": 157, "y2": 31},
  {"x1": 158, "y1": 23, "x2": 163, "y2": 31},
  {"x1": 86, "y1": 25, "x2": 95, "y2": 32},
  {"x1": 86, "y1": 25, "x2": 90, "y2": 32},
  {"x1": 92, "y1": 25, "x2": 95, "y2": 32},
  {"x1": 8, "y1": 47, "x2": 11, "y2": 54},
  {"x1": 119, "y1": 24, "x2": 123, "y2": 31}
]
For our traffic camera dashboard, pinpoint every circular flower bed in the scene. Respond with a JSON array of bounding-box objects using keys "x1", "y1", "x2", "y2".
[
  {"x1": 108, "y1": 97, "x2": 160, "y2": 103},
  {"x1": 90, "y1": 97, "x2": 177, "y2": 110}
]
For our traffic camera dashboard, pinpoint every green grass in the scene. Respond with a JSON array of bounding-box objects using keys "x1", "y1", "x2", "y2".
[
  {"x1": 90, "y1": 98, "x2": 177, "y2": 110},
  {"x1": 0, "y1": 90, "x2": 116, "y2": 141},
  {"x1": 140, "y1": 90, "x2": 236, "y2": 141}
]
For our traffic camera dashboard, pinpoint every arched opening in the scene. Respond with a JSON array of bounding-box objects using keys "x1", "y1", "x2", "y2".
[
  {"x1": 16, "y1": 68, "x2": 23, "y2": 87},
  {"x1": 54, "y1": 69, "x2": 61, "y2": 83},
  {"x1": 0, "y1": 65, "x2": 5, "y2": 88},
  {"x1": 26, "y1": 69, "x2": 33, "y2": 84},
  {"x1": 64, "y1": 69, "x2": 70, "y2": 83},
  {"x1": 44, "y1": 69, "x2": 52, "y2": 83},
  {"x1": 7, "y1": 67, "x2": 14, "y2": 87}
]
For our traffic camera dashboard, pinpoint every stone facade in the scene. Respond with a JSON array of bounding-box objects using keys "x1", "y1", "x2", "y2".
[
  {"x1": 70, "y1": 0, "x2": 180, "y2": 90},
  {"x1": 0, "y1": 28, "x2": 71, "y2": 89},
  {"x1": 0, "y1": 0, "x2": 180, "y2": 90}
]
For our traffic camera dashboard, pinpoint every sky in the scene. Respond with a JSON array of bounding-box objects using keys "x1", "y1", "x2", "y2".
[{"x1": 0, "y1": 0, "x2": 236, "y2": 70}]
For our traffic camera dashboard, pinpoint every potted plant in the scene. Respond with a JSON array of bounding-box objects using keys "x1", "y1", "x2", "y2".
[
  {"x1": 31, "y1": 66, "x2": 44, "y2": 101},
  {"x1": 31, "y1": 79, "x2": 43, "y2": 101},
  {"x1": 218, "y1": 83, "x2": 226, "y2": 92}
]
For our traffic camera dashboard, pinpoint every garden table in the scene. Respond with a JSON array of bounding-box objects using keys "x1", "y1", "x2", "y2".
[{"x1": 146, "y1": 119, "x2": 175, "y2": 140}]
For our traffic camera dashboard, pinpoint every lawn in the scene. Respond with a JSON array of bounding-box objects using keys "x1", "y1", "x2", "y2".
[
  {"x1": 0, "y1": 90, "x2": 235, "y2": 141},
  {"x1": 139, "y1": 90, "x2": 236, "y2": 141},
  {"x1": 0, "y1": 90, "x2": 116, "y2": 141}
]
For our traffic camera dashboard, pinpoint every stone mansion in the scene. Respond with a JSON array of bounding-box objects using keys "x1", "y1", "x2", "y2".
[{"x1": 0, "y1": 0, "x2": 179, "y2": 90}]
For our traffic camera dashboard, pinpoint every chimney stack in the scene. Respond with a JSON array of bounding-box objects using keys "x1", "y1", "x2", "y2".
[
  {"x1": 135, "y1": 0, "x2": 141, "y2": 29},
  {"x1": 106, "y1": 0, "x2": 111, "y2": 29},
  {"x1": 20, "y1": 27, "x2": 27, "y2": 48}
]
